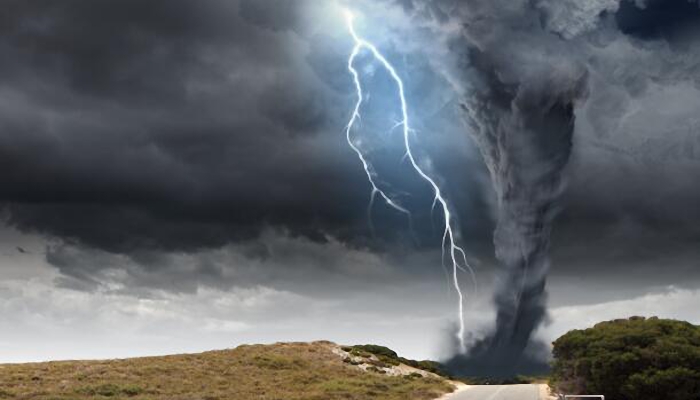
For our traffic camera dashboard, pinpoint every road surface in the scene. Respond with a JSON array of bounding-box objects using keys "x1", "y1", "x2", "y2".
[{"x1": 445, "y1": 384, "x2": 548, "y2": 400}]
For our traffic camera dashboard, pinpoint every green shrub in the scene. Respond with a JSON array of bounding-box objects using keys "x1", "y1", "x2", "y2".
[
  {"x1": 76, "y1": 383, "x2": 144, "y2": 397},
  {"x1": 349, "y1": 348, "x2": 372, "y2": 358},
  {"x1": 352, "y1": 345, "x2": 398, "y2": 359},
  {"x1": 120, "y1": 384, "x2": 144, "y2": 397},
  {"x1": 552, "y1": 317, "x2": 700, "y2": 400},
  {"x1": 343, "y1": 344, "x2": 450, "y2": 377},
  {"x1": 377, "y1": 355, "x2": 400, "y2": 366},
  {"x1": 400, "y1": 359, "x2": 449, "y2": 377}
]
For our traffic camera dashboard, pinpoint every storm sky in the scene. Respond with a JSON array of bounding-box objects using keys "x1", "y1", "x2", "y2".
[{"x1": 1, "y1": 0, "x2": 700, "y2": 363}]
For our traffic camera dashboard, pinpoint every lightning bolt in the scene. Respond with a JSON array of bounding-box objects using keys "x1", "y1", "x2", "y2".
[{"x1": 343, "y1": 9, "x2": 475, "y2": 353}]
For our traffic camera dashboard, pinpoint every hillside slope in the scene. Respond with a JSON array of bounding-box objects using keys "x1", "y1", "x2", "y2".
[{"x1": 0, "y1": 342, "x2": 456, "y2": 400}]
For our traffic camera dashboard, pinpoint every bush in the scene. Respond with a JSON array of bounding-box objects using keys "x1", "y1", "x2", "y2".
[
  {"x1": 348, "y1": 348, "x2": 372, "y2": 358},
  {"x1": 120, "y1": 384, "x2": 144, "y2": 397},
  {"x1": 352, "y1": 345, "x2": 398, "y2": 359},
  {"x1": 551, "y1": 317, "x2": 700, "y2": 400},
  {"x1": 399, "y1": 359, "x2": 449, "y2": 377},
  {"x1": 377, "y1": 355, "x2": 400, "y2": 366},
  {"x1": 77, "y1": 383, "x2": 144, "y2": 397}
]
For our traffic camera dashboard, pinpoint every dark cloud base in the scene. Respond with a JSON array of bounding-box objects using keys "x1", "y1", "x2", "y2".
[{"x1": 0, "y1": 0, "x2": 494, "y2": 256}]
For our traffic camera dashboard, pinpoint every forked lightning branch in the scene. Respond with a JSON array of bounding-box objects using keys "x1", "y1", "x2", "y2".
[{"x1": 343, "y1": 9, "x2": 476, "y2": 353}]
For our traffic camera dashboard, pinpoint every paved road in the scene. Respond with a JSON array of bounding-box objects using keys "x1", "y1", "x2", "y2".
[{"x1": 446, "y1": 384, "x2": 545, "y2": 400}]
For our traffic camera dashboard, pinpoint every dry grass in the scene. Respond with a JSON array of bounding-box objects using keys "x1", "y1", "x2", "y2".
[{"x1": 0, "y1": 342, "x2": 455, "y2": 400}]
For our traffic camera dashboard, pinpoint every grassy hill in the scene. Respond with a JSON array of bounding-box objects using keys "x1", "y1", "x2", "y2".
[{"x1": 0, "y1": 342, "x2": 456, "y2": 400}]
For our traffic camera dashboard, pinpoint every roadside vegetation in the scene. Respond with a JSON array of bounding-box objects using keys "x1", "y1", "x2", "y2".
[
  {"x1": 0, "y1": 342, "x2": 455, "y2": 400},
  {"x1": 341, "y1": 345, "x2": 449, "y2": 378},
  {"x1": 459, "y1": 375, "x2": 550, "y2": 386},
  {"x1": 551, "y1": 316, "x2": 700, "y2": 400}
]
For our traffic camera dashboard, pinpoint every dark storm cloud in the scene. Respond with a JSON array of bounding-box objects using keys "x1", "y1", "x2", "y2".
[
  {"x1": 2, "y1": 0, "x2": 700, "y2": 302},
  {"x1": 0, "y1": 0, "x2": 375, "y2": 252},
  {"x1": 399, "y1": 0, "x2": 700, "y2": 285},
  {"x1": 556, "y1": 0, "x2": 700, "y2": 292},
  {"x1": 616, "y1": 0, "x2": 700, "y2": 40},
  {"x1": 0, "y1": 0, "x2": 492, "y2": 292}
]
